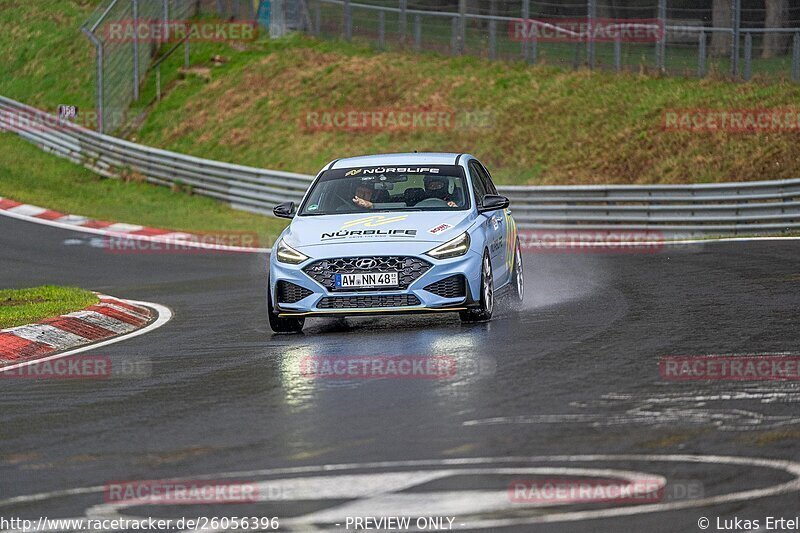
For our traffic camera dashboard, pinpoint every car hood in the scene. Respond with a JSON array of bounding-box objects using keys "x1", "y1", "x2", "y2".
[{"x1": 284, "y1": 211, "x2": 476, "y2": 249}]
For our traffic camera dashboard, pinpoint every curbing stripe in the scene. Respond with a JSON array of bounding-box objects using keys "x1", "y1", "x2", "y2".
[
  {"x1": 0, "y1": 197, "x2": 271, "y2": 254},
  {"x1": 41, "y1": 317, "x2": 117, "y2": 341},
  {"x1": 0, "y1": 294, "x2": 163, "y2": 368},
  {"x1": 67, "y1": 311, "x2": 137, "y2": 334},
  {"x1": 0, "y1": 334, "x2": 52, "y2": 361}
]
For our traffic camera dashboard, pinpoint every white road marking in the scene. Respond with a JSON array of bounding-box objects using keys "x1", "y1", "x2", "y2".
[
  {"x1": 0, "y1": 455, "x2": 797, "y2": 531},
  {"x1": 0, "y1": 301, "x2": 172, "y2": 374},
  {"x1": 54, "y1": 215, "x2": 89, "y2": 226},
  {"x1": 103, "y1": 223, "x2": 144, "y2": 233}
]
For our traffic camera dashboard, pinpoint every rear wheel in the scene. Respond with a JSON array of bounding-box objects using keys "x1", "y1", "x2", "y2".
[
  {"x1": 509, "y1": 238, "x2": 524, "y2": 309},
  {"x1": 460, "y1": 252, "x2": 494, "y2": 323},
  {"x1": 267, "y1": 278, "x2": 305, "y2": 333}
]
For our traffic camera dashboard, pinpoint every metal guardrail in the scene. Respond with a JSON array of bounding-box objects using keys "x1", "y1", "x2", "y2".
[{"x1": 1, "y1": 95, "x2": 799, "y2": 236}]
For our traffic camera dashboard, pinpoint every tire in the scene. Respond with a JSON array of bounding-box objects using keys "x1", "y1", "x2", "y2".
[
  {"x1": 509, "y1": 238, "x2": 524, "y2": 309},
  {"x1": 267, "y1": 278, "x2": 305, "y2": 334},
  {"x1": 460, "y1": 251, "x2": 494, "y2": 323}
]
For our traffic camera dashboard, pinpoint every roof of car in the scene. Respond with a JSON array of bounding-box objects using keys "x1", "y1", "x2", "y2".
[{"x1": 328, "y1": 152, "x2": 468, "y2": 169}]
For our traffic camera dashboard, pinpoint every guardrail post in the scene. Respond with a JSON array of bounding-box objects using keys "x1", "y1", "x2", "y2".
[
  {"x1": 399, "y1": 0, "x2": 407, "y2": 43},
  {"x1": 793, "y1": 33, "x2": 800, "y2": 82},
  {"x1": 743, "y1": 32, "x2": 752, "y2": 81},
  {"x1": 132, "y1": 0, "x2": 140, "y2": 102},
  {"x1": 698, "y1": 31, "x2": 707, "y2": 77},
  {"x1": 656, "y1": 0, "x2": 666, "y2": 72},
  {"x1": 587, "y1": 0, "x2": 596, "y2": 70},
  {"x1": 614, "y1": 33, "x2": 621, "y2": 72},
  {"x1": 378, "y1": 11, "x2": 385, "y2": 49},
  {"x1": 521, "y1": 0, "x2": 529, "y2": 61},
  {"x1": 343, "y1": 0, "x2": 352, "y2": 41},
  {"x1": 414, "y1": 14, "x2": 421, "y2": 51}
]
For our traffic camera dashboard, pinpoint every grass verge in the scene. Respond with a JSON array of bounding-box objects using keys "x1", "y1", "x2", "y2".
[
  {"x1": 0, "y1": 132, "x2": 288, "y2": 245},
  {"x1": 0, "y1": 286, "x2": 98, "y2": 329}
]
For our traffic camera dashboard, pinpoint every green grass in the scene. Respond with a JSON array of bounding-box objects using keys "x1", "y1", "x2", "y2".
[
  {"x1": 0, "y1": 132, "x2": 288, "y2": 245},
  {"x1": 134, "y1": 33, "x2": 800, "y2": 185},
  {"x1": 0, "y1": 286, "x2": 99, "y2": 329}
]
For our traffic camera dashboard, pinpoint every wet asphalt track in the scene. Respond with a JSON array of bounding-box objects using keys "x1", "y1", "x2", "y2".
[{"x1": 1, "y1": 213, "x2": 799, "y2": 531}]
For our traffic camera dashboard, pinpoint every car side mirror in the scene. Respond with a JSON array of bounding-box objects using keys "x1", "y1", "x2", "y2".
[
  {"x1": 479, "y1": 194, "x2": 509, "y2": 213},
  {"x1": 273, "y1": 201, "x2": 296, "y2": 219}
]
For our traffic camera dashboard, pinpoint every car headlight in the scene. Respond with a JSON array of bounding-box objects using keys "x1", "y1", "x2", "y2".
[
  {"x1": 276, "y1": 238, "x2": 309, "y2": 264},
  {"x1": 426, "y1": 232, "x2": 471, "y2": 259}
]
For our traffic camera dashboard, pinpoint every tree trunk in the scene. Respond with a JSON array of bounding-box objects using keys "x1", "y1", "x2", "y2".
[
  {"x1": 762, "y1": 0, "x2": 789, "y2": 58},
  {"x1": 710, "y1": 0, "x2": 731, "y2": 57}
]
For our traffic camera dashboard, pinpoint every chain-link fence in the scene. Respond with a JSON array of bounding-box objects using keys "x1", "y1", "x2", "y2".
[
  {"x1": 310, "y1": 0, "x2": 800, "y2": 81},
  {"x1": 81, "y1": 0, "x2": 270, "y2": 133}
]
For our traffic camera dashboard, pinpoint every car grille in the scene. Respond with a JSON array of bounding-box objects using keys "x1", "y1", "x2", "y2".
[
  {"x1": 317, "y1": 294, "x2": 421, "y2": 309},
  {"x1": 424, "y1": 275, "x2": 467, "y2": 298},
  {"x1": 277, "y1": 281, "x2": 313, "y2": 304},
  {"x1": 303, "y1": 256, "x2": 432, "y2": 291}
]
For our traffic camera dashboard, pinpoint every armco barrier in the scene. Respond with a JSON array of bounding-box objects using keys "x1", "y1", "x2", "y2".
[{"x1": 2, "y1": 95, "x2": 799, "y2": 236}]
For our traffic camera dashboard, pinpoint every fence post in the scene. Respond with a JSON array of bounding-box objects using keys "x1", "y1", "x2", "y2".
[
  {"x1": 614, "y1": 33, "x2": 621, "y2": 72},
  {"x1": 184, "y1": 38, "x2": 190, "y2": 69},
  {"x1": 743, "y1": 32, "x2": 752, "y2": 81},
  {"x1": 698, "y1": 31, "x2": 707, "y2": 77},
  {"x1": 793, "y1": 32, "x2": 800, "y2": 82},
  {"x1": 82, "y1": 29, "x2": 104, "y2": 133},
  {"x1": 132, "y1": 0, "x2": 140, "y2": 102},
  {"x1": 656, "y1": 0, "x2": 666, "y2": 72},
  {"x1": 414, "y1": 14, "x2": 421, "y2": 51},
  {"x1": 399, "y1": 0, "x2": 407, "y2": 43},
  {"x1": 529, "y1": 32, "x2": 537, "y2": 63},
  {"x1": 216, "y1": 0, "x2": 223, "y2": 17},
  {"x1": 587, "y1": 0, "x2": 596, "y2": 70},
  {"x1": 521, "y1": 0, "x2": 529, "y2": 61},
  {"x1": 162, "y1": 0, "x2": 169, "y2": 43},
  {"x1": 313, "y1": 0, "x2": 320, "y2": 36},
  {"x1": 378, "y1": 10, "x2": 385, "y2": 49},
  {"x1": 731, "y1": 0, "x2": 741, "y2": 77},
  {"x1": 343, "y1": 0, "x2": 352, "y2": 41},
  {"x1": 451, "y1": 17, "x2": 458, "y2": 55},
  {"x1": 458, "y1": 0, "x2": 466, "y2": 54},
  {"x1": 488, "y1": 17, "x2": 496, "y2": 60}
]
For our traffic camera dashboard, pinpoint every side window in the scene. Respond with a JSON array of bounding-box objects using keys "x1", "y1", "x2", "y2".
[
  {"x1": 469, "y1": 161, "x2": 488, "y2": 207},
  {"x1": 475, "y1": 161, "x2": 498, "y2": 195}
]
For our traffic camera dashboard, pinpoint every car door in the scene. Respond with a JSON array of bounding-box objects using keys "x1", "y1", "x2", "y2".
[{"x1": 469, "y1": 160, "x2": 507, "y2": 282}]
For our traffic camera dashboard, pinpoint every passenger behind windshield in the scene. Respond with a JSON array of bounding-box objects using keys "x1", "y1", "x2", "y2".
[{"x1": 301, "y1": 168, "x2": 469, "y2": 215}]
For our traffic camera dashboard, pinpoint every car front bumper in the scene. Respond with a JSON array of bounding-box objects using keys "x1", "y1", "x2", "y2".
[{"x1": 269, "y1": 241, "x2": 483, "y2": 317}]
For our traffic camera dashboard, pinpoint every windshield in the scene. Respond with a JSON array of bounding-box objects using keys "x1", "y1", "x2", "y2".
[{"x1": 299, "y1": 165, "x2": 470, "y2": 216}]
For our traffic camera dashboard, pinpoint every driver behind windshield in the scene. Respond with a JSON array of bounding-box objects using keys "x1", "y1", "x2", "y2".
[
  {"x1": 352, "y1": 183, "x2": 376, "y2": 209},
  {"x1": 424, "y1": 175, "x2": 458, "y2": 208}
]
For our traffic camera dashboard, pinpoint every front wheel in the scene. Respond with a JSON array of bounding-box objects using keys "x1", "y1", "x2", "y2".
[
  {"x1": 460, "y1": 252, "x2": 494, "y2": 323},
  {"x1": 267, "y1": 278, "x2": 305, "y2": 334}
]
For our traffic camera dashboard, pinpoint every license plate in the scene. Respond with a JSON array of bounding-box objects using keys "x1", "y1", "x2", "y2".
[{"x1": 335, "y1": 272, "x2": 399, "y2": 288}]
